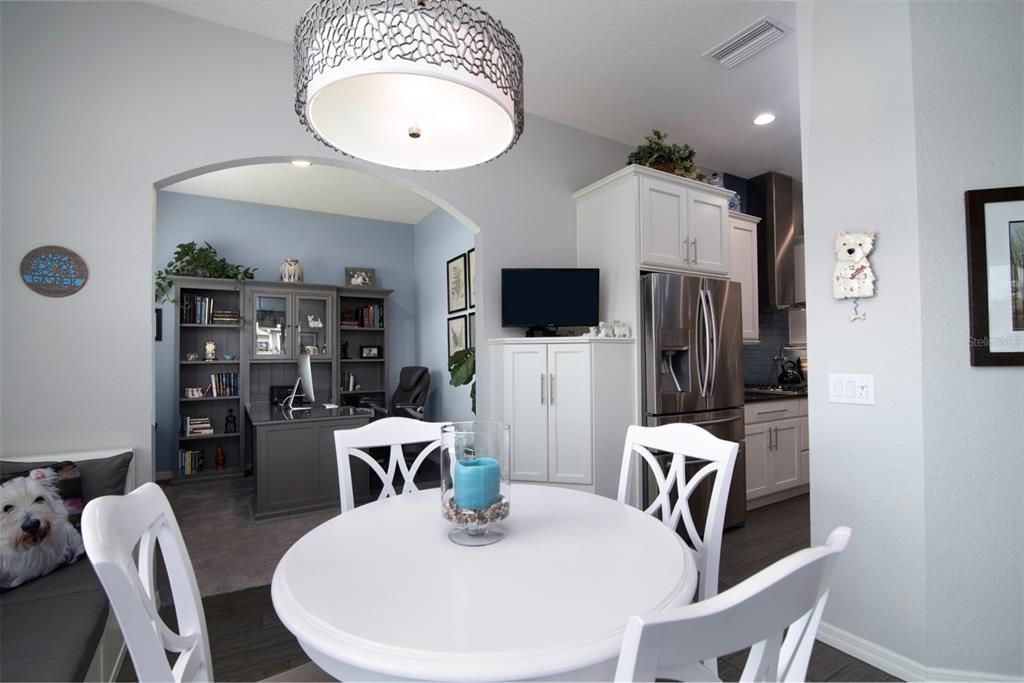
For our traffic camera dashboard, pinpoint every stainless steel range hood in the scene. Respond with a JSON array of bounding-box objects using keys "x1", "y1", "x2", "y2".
[{"x1": 748, "y1": 172, "x2": 805, "y2": 309}]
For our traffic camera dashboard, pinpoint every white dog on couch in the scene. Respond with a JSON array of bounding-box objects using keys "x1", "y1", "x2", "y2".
[
  {"x1": 833, "y1": 231, "x2": 877, "y2": 300},
  {"x1": 0, "y1": 468, "x2": 85, "y2": 589}
]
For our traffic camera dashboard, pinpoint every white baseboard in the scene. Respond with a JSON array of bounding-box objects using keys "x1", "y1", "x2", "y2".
[{"x1": 818, "y1": 621, "x2": 1022, "y2": 682}]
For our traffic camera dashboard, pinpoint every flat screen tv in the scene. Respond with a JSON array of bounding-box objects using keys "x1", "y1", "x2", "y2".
[{"x1": 501, "y1": 268, "x2": 599, "y2": 332}]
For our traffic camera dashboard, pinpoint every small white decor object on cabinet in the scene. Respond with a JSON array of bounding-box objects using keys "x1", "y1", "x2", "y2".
[
  {"x1": 728, "y1": 212, "x2": 761, "y2": 343},
  {"x1": 280, "y1": 257, "x2": 304, "y2": 283},
  {"x1": 490, "y1": 338, "x2": 635, "y2": 498}
]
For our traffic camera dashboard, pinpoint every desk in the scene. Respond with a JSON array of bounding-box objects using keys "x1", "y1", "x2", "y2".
[
  {"x1": 272, "y1": 485, "x2": 697, "y2": 681},
  {"x1": 246, "y1": 403, "x2": 372, "y2": 519}
]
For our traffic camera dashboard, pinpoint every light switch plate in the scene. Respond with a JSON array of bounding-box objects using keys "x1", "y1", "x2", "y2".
[{"x1": 828, "y1": 373, "x2": 875, "y2": 405}]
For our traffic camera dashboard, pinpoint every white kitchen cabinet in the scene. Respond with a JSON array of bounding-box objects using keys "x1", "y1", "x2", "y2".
[
  {"x1": 493, "y1": 338, "x2": 635, "y2": 498},
  {"x1": 580, "y1": 165, "x2": 735, "y2": 278},
  {"x1": 729, "y1": 212, "x2": 761, "y2": 343},
  {"x1": 688, "y1": 191, "x2": 730, "y2": 274},
  {"x1": 744, "y1": 399, "x2": 809, "y2": 506},
  {"x1": 640, "y1": 176, "x2": 688, "y2": 269},
  {"x1": 503, "y1": 344, "x2": 549, "y2": 482}
]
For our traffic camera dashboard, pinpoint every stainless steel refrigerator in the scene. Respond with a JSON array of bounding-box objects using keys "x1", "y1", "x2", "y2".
[{"x1": 640, "y1": 272, "x2": 747, "y2": 529}]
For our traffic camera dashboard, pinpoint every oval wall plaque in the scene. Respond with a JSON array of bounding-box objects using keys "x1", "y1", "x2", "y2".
[{"x1": 20, "y1": 245, "x2": 89, "y2": 297}]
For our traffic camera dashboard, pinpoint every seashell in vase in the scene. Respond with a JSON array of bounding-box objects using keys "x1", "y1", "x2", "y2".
[{"x1": 280, "y1": 258, "x2": 304, "y2": 283}]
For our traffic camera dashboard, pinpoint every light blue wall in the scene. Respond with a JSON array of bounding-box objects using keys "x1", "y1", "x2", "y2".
[
  {"x1": 153, "y1": 191, "x2": 417, "y2": 474},
  {"x1": 414, "y1": 209, "x2": 475, "y2": 421}
]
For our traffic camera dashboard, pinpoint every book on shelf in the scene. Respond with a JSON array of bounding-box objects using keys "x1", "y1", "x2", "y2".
[
  {"x1": 179, "y1": 294, "x2": 238, "y2": 325},
  {"x1": 211, "y1": 309, "x2": 240, "y2": 324},
  {"x1": 178, "y1": 448, "x2": 205, "y2": 476},
  {"x1": 182, "y1": 416, "x2": 214, "y2": 436},
  {"x1": 209, "y1": 372, "x2": 239, "y2": 397}
]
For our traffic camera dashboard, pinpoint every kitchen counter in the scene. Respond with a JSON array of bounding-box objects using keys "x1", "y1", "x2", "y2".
[{"x1": 744, "y1": 386, "x2": 808, "y2": 403}]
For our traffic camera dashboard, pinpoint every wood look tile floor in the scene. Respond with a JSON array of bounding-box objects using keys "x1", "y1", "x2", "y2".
[{"x1": 119, "y1": 493, "x2": 899, "y2": 682}]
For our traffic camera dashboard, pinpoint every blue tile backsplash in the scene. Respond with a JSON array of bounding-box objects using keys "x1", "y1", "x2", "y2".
[{"x1": 742, "y1": 309, "x2": 792, "y2": 384}]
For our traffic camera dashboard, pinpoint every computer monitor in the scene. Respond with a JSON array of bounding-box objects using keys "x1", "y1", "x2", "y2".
[{"x1": 284, "y1": 351, "x2": 315, "y2": 411}]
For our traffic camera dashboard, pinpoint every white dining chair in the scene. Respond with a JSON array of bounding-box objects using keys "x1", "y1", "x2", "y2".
[
  {"x1": 81, "y1": 482, "x2": 331, "y2": 682},
  {"x1": 334, "y1": 417, "x2": 449, "y2": 513},
  {"x1": 617, "y1": 423, "x2": 739, "y2": 604},
  {"x1": 615, "y1": 526, "x2": 852, "y2": 683}
]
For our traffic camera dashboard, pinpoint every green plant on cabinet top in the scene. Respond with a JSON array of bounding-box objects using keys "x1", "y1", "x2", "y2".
[
  {"x1": 155, "y1": 241, "x2": 257, "y2": 303},
  {"x1": 627, "y1": 129, "x2": 706, "y2": 181}
]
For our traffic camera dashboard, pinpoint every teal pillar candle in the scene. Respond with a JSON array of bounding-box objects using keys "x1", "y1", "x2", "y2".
[{"x1": 453, "y1": 457, "x2": 500, "y2": 510}]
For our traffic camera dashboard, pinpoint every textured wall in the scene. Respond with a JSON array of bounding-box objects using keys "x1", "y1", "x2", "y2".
[
  {"x1": 0, "y1": 2, "x2": 628, "y2": 482},
  {"x1": 413, "y1": 209, "x2": 475, "y2": 422},
  {"x1": 910, "y1": 1, "x2": 1024, "y2": 675},
  {"x1": 798, "y1": 0, "x2": 928, "y2": 667},
  {"x1": 152, "y1": 192, "x2": 418, "y2": 474}
]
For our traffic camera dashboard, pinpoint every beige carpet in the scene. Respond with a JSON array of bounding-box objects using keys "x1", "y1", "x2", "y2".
[{"x1": 163, "y1": 476, "x2": 335, "y2": 597}]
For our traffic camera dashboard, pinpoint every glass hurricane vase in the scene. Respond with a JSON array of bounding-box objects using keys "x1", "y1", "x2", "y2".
[{"x1": 440, "y1": 421, "x2": 511, "y2": 546}]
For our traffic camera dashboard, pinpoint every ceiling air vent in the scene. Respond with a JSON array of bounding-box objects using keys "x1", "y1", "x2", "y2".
[{"x1": 703, "y1": 16, "x2": 791, "y2": 69}]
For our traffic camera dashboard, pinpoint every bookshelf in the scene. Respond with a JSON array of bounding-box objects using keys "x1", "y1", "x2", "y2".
[
  {"x1": 172, "y1": 277, "x2": 245, "y2": 484},
  {"x1": 338, "y1": 286, "x2": 393, "y2": 407}
]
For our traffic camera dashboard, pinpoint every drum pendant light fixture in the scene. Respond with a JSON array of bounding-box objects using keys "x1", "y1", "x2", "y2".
[{"x1": 294, "y1": 0, "x2": 525, "y2": 171}]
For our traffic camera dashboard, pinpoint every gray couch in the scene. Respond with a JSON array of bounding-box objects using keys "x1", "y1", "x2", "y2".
[{"x1": 0, "y1": 449, "x2": 134, "y2": 682}]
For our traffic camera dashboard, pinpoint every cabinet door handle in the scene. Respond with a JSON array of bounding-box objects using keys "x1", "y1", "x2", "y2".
[
  {"x1": 691, "y1": 238, "x2": 698, "y2": 264},
  {"x1": 540, "y1": 373, "x2": 545, "y2": 405},
  {"x1": 684, "y1": 238, "x2": 690, "y2": 263},
  {"x1": 773, "y1": 427, "x2": 778, "y2": 450},
  {"x1": 549, "y1": 374, "x2": 555, "y2": 404}
]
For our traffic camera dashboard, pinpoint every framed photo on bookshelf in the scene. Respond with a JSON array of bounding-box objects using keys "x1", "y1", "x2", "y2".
[
  {"x1": 360, "y1": 345, "x2": 382, "y2": 359},
  {"x1": 447, "y1": 254, "x2": 467, "y2": 314},
  {"x1": 448, "y1": 315, "x2": 467, "y2": 357}
]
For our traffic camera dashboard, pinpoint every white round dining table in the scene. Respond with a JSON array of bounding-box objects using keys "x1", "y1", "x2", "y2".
[{"x1": 271, "y1": 484, "x2": 697, "y2": 682}]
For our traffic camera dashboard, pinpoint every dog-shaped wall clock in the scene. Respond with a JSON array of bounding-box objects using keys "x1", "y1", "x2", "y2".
[{"x1": 833, "y1": 231, "x2": 877, "y2": 322}]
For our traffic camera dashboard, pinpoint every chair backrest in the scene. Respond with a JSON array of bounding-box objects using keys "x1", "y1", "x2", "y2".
[
  {"x1": 82, "y1": 482, "x2": 212, "y2": 683},
  {"x1": 334, "y1": 417, "x2": 448, "y2": 513},
  {"x1": 390, "y1": 366, "x2": 430, "y2": 414},
  {"x1": 615, "y1": 527, "x2": 852, "y2": 683},
  {"x1": 617, "y1": 423, "x2": 738, "y2": 602}
]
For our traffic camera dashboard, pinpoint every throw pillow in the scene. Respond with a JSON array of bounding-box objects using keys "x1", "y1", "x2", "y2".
[
  {"x1": 0, "y1": 450, "x2": 133, "y2": 503},
  {"x1": 0, "y1": 463, "x2": 85, "y2": 590}
]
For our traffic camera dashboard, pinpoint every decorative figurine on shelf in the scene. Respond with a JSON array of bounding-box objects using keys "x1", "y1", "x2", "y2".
[
  {"x1": 215, "y1": 444, "x2": 226, "y2": 470},
  {"x1": 612, "y1": 321, "x2": 632, "y2": 338},
  {"x1": 307, "y1": 315, "x2": 323, "y2": 328},
  {"x1": 203, "y1": 340, "x2": 217, "y2": 361},
  {"x1": 597, "y1": 321, "x2": 611, "y2": 338},
  {"x1": 185, "y1": 352, "x2": 200, "y2": 361},
  {"x1": 224, "y1": 408, "x2": 237, "y2": 434},
  {"x1": 280, "y1": 258, "x2": 304, "y2": 283}
]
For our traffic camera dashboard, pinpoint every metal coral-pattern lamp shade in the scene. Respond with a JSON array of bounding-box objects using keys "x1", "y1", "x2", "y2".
[{"x1": 294, "y1": 0, "x2": 525, "y2": 171}]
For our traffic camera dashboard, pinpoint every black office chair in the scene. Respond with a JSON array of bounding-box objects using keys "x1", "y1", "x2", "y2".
[{"x1": 361, "y1": 366, "x2": 430, "y2": 420}]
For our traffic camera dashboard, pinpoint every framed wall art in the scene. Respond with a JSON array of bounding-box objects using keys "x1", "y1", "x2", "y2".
[
  {"x1": 345, "y1": 267, "x2": 376, "y2": 288},
  {"x1": 447, "y1": 253, "x2": 467, "y2": 314},
  {"x1": 448, "y1": 315, "x2": 467, "y2": 357},
  {"x1": 467, "y1": 248, "x2": 476, "y2": 309},
  {"x1": 965, "y1": 185, "x2": 1024, "y2": 366}
]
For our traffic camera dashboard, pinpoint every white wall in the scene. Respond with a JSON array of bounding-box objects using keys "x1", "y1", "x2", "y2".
[
  {"x1": 414, "y1": 209, "x2": 475, "y2": 422},
  {"x1": 0, "y1": 2, "x2": 628, "y2": 483},
  {"x1": 799, "y1": 0, "x2": 1024, "y2": 678},
  {"x1": 910, "y1": 1, "x2": 1024, "y2": 675},
  {"x1": 798, "y1": 0, "x2": 928, "y2": 666}
]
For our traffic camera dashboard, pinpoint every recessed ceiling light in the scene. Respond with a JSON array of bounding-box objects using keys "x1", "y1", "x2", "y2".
[
  {"x1": 290, "y1": 160, "x2": 312, "y2": 168},
  {"x1": 753, "y1": 113, "x2": 776, "y2": 126}
]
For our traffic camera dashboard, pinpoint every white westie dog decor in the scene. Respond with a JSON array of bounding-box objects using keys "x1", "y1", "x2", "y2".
[
  {"x1": 833, "y1": 231, "x2": 877, "y2": 301},
  {"x1": 0, "y1": 468, "x2": 84, "y2": 589}
]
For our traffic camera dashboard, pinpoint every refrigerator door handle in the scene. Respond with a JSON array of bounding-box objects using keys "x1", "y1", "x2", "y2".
[
  {"x1": 700, "y1": 289, "x2": 712, "y2": 398},
  {"x1": 696, "y1": 289, "x2": 709, "y2": 397},
  {"x1": 704, "y1": 288, "x2": 718, "y2": 398}
]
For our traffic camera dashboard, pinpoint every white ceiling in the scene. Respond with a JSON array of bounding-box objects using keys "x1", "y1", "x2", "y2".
[
  {"x1": 162, "y1": 163, "x2": 438, "y2": 224},
  {"x1": 147, "y1": 0, "x2": 801, "y2": 179}
]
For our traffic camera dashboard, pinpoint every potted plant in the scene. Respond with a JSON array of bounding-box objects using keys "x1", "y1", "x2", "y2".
[
  {"x1": 154, "y1": 241, "x2": 257, "y2": 302},
  {"x1": 626, "y1": 129, "x2": 706, "y2": 181},
  {"x1": 448, "y1": 346, "x2": 476, "y2": 414}
]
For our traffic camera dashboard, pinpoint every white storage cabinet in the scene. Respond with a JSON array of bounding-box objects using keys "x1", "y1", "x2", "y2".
[
  {"x1": 728, "y1": 212, "x2": 761, "y2": 343},
  {"x1": 491, "y1": 338, "x2": 635, "y2": 498},
  {"x1": 744, "y1": 398, "x2": 810, "y2": 507}
]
